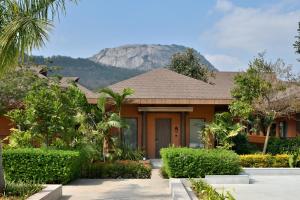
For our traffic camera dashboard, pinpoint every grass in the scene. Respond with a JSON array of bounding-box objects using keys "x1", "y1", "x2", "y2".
[{"x1": 0, "y1": 182, "x2": 43, "y2": 200}]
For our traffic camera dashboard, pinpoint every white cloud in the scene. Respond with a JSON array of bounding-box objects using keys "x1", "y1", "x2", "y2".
[
  {"x1": 215, "y1": 0, "x2": 234, "y2": 12},
  {"x1": 202, "y1": 0, "x2": 300, "y2": 70},
  {"x1": 204, "y1": 54, "x2": 245, "y2": 71}
]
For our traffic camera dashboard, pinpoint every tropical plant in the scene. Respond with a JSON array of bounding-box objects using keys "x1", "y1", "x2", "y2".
[
  {"x1": 100, "y1": 87, "x2": 134, "y2": 115},
  {"x1": 230, "y1": 53, "x2": 300, "y2": 153},
  {"x1": 168, "y1": 48, "x2": 214, "y2": 82},
  {"x1": 0, "y1": 0, "x2": 76, "y2": 73},
  {"x1": 7, "y1": 84, "x2": 88, "y2": 148},
  {"x1": 201, "y1": 112, "x2": 245, "y2": 150},
  {"x1": 0, "y1": 67, "x2": 47, "y2": 114}
]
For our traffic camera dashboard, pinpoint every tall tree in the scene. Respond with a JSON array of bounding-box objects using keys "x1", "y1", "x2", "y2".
[
  {"x1": 230, "y1": 54, "x2": 300, "y2": 153},
  {"x1": 168, "y1": 48, "x2": 214, "y2": 82},
  {"x1": 0, "y1": 0, "x2": 76, "y2": 73},
  {"x1": 294, "y1": 22, "x2": 300, "y2": 61}
]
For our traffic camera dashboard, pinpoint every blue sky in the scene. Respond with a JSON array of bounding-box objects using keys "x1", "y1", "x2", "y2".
[{"x1": 33, "y1": 0, "x2": 300, "y2": 72}]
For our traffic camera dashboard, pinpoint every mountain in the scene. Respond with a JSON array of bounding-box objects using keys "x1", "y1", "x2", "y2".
[
  {"x1": 32, "y1": 44, "x2": 216, "y2": 90},
  {"x1": 90, "y1": 44, "x2": 216, "y2": 71},
  {"x1": 32, "y1": 55, "x2": 142, "y2": 90}
]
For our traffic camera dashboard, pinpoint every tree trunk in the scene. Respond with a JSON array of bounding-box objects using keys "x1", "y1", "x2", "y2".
[
  {"x1": 103, "y1": 138, "x2": 108, "y2": 162},
  {"x1": 0, "y1": 142, "x2": 5, "y2": 194},
  {"x1": 263, "y1": 124, "x2": 272, "y2": 154}
]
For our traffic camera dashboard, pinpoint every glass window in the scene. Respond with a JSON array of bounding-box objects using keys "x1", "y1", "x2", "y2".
[
  {"x1": 279, "y1": 121, "x2": 287, "y2": 138},
  {"x1": 189, "y1": 119, "x2": 205, "y2": 148},
  {"x1": 122, "y1": 118, "x2": 138, "y2": 149}
]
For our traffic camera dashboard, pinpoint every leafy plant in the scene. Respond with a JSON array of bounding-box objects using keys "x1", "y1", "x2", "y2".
[
  {"x1": 81, "y1": 161, "x2": 151, "y2": 179},
  {"x1": 289, "y1": 149, "x2": 300, "y2": 168},
  {"x1": 3, "y1": 181, "x2": 43, "y2": 199},
  {"x1": 201, "y1": 112, "x2": 245, "y2": 150},
  {"x1": 160, "y1": 147, "x2": 241, "y2": 178},
  {"x1": 240, "y1": 154, "x2": 290, "y2": 168},
  {"x1": 191, "y1": 179, "x2": 235, "y2": 200},
  {"x1": 267, "y1": 137, "x2": 300, "y2": 155},
  {"x1": 3, "y1": 148, "x2": 81, "y2": 184}
]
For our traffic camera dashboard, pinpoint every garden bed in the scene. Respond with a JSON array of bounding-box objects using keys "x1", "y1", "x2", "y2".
[
  {"x1": 81, "y1": 160, "x2": 152, "y2": 179},
  {"x1": 1, "y1": 182, "x2": 43, "y2": 200}
]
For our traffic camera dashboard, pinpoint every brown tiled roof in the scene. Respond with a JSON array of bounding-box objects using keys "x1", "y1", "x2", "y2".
[{"x1": 108, "y1": 68, "x2": 239, "y2": 100}]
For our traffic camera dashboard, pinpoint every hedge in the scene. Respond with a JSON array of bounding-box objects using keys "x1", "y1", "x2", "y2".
[
  {"x1": 240, "y1": 154, "x2": 290, "y2": 167},
  {"x1": 160, "y1": 147, "x2": 241, "y2": 178},
  {"x1": 3, "y1": 148, "x2": 81, "y2": 184},
  {"x1": 81, "y1": 161, "x2": 151, "y2": 179},
  {"x1": 267, "y1": 137, "x2": 300, "y2": 154}
]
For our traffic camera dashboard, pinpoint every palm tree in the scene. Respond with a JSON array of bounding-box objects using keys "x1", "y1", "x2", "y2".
[
  {"x1": 96, "y1": 96, "x2": 125, "y2": 162},
  {"x1": 100, "y1": 88, "x2": 134, "y2": 116},
  {"x1": 0, "y1": 0, "x2": 75, "y2": 193},
  {"x1": 0, "y1": 0, "x2": 76, "y2": 73}
]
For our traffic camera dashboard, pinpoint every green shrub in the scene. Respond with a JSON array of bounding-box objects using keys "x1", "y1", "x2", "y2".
[
  {"x1": 267, "y1": 137, "x2": 300, "y2": 154},
  {"x1": 231, "y1": 133, "x2": 259, "y2": 154},
  {"x1": 81, "y1": 161, "x2": 151, "y2": 179},
  {"x1": 240, "y1": 154, "x2": 290, "y2": 167},
  {"x1": 191, "y1": 179, "x2": 235, "y2": 200},
  {"x1": 3, "y1": 182, "x2": 43, "y2": 199},
  {"x1": 3, "y1": 148, "x2": 81, "y2": 184},
  {"x1": 160, "y1": 147, "x2": 241, "y2": 178}
]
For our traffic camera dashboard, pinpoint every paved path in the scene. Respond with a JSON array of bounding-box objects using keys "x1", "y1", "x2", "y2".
[
  {"x1": 213, "y1": 175, "x2": 300, "y2": 200},
  {"x1": 61, "y1": 169, "x2": 171, "y2": 200}
]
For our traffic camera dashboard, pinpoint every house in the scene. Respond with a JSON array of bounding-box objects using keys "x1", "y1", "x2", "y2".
[{"x1": 1, "y1": 68, "x2": 300, "y2": 157}]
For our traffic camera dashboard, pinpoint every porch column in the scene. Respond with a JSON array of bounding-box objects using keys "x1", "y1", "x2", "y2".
[
  {"x1": 180, "y1": 112, "x2": 186, "y2": 147},
  {"x1": 142, "y1": 111, "x2": 147, "y2": 152}
]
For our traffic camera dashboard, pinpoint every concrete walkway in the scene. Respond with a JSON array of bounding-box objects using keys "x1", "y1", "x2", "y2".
[
  {"x1": 213, "y1": 175, "x2": 300, "y2": 200},
  {"x1": 61, "y1": 169, "x2": 171, "y2": 200}
]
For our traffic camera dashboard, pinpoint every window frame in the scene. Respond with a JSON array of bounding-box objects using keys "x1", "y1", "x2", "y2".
[
  {"x1": 188, "y1": 118, "x2": 206, "y2": 148},
  {"x1": 122, "y1": 117, "x2": 138, "y2": 149}
]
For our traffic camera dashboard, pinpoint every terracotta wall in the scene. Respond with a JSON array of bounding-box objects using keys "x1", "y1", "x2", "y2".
[{"x1": 0, "y1": 116, "x2": 13, "y2": 139}]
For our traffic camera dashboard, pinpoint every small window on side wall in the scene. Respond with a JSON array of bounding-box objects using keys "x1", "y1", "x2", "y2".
[
  {"x1": 122, "y1": 118, "x2": 138, "y2": 149},
  {"x1": 279, "y1": 121, "x2": 287, "y2": 138},
  {"x1": 189, "y1": 119, "x2": 205, "y2": 148}
]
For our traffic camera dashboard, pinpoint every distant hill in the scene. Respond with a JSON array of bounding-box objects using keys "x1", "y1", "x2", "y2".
[
  {"x1": 90, "y1": 44, "x2": 216, "y2": 71},
  {"x1": 32, "y1": 44, "x2": 216, "y2": 90},
  {"x1": 32, "y1": 55, "x2": 142, "y2": 90}
]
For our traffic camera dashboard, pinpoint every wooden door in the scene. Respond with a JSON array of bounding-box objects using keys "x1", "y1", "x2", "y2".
[{"x1": 155, "y1": 118, "x2": 171, "y2": 158}]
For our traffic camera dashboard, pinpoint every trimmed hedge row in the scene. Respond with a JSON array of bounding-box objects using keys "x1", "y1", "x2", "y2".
[
  {"x1": 160, "y1": 147, "x2": 241, "y2": 178},
  {"x1": 3, "y1": 148, "x2": 81, "y2": 184},
  {"x1": 268, "y1": 137, "x2": 300, "y2": 154},
  {"x1": 81, "y1": 161, "x2": 151, "y2": 178},
  {"x1": 240, "y1": 154, "x2": 291, "y2": 167}
]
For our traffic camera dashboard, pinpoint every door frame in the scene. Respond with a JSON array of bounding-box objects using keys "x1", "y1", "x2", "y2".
[
  {"x1": 155, "y1": 118, "x2": 172, "y2": 158},
  {"x1": 146, "y1": 113, "x2": 181, "y2": 158}
]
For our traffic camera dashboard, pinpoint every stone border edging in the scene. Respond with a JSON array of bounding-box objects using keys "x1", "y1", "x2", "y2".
[
  {"x1": 169, "y1": 178, "x2": 193, "y2": 200},
  {"x1": 205, "y1": 175, "x2": 250, "y2": 184},
  {"x1": 243, "y1": 168, "x2": 300, "y2": 175},
  {"x1": 27, "y1": 184, "x2": 62, "y2": 200}
]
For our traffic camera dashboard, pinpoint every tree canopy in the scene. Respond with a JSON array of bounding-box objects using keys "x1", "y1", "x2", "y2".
[
  {"x1": 168, "y1": 48, "x2": 214, "y2": 83},
  {"x1": 294, "y1": 22, "x2": 300, "y2": 61},
  {"x1": 230, "y1": 54, "x2": 300, "y2": 153}
]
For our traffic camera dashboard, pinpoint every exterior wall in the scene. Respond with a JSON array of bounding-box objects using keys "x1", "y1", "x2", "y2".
[
  {"x1": 120, "y1": 104, "x2": 216, "y2": 158},
  {"x1": 0, "y1": 116, "x2": 14, "y2": 139}
]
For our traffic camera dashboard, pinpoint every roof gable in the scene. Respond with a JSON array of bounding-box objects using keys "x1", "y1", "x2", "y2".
[{"x1": 108, "y1": 68, "x2": 237, "y2": 100}]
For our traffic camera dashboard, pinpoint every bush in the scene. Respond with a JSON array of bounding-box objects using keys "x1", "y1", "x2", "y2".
[
  {"x1": 3, "y1": 182, "x2": 43, "y2": 199},
  {"x1": 231, "y1": 133, "x2": 259, "y2": 154},
  {"x1": 3, "y1": 148, "x2": 81, "y2": 184},
  {"x1": 191, "y1": 179, "x2": 235, "y2": 200},
  {"x1": 240, "y1": 154, "x2": 290, "y2": 167},
  {"x1": 81, "y1": 161, "x2": 151, "y2": 179},
  {"x1": 267, "y1": 137, "x2": 300, "y2": 154},
  {"x1": 160, "y1": 147, "x2": 241, "y2": 178}
]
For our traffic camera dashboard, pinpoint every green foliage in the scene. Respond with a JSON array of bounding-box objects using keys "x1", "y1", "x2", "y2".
[
  {"x1": 4, "y1": 181, "x2": 43, "y2": 199},
  {"x1": 7, "y1": 84, "x2": 89, "y2": 148},
  {"x1": 294, "y1": 22, "x2": 300, "y2": 60},
  {"x1": 289, "y1": 149, "x2": 300, "y2": 168},
  {"x1": 0, "y1": 68, "x2": 47, "y2": 113},
  {"x1": 240, "y1": 154, "x2": 291, "y2": 168},
  {"x1": 114, "y1": 143, "x2": 144, "y2": 161},
  {"x1": 160, "y1": 147, "x2": 241, "y2": 178},
  {"x1": 81, "y1": 161, "x2": 151, "y2": 179},
  {"x1": 231, "y1": 133, "x2": 259, "y2": 154},
  {"x1": 202, "y1": 112, "x2": 245, "y2": 149},
  {"x1": 191, "y1": 179, "x2": 235, "y2": 200},
  {"x1": 267, "y1": 137, "x2": 300, "y2": 154},
  {"x1": 3, "y1": 148, "x2": 81, "y2": 184},
  {"x1": 168, "y1": 48, "x2": 214, "y2": 82},
  {"x1": 0, "y1": 0, "x2": 75, "y2": 73}
]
